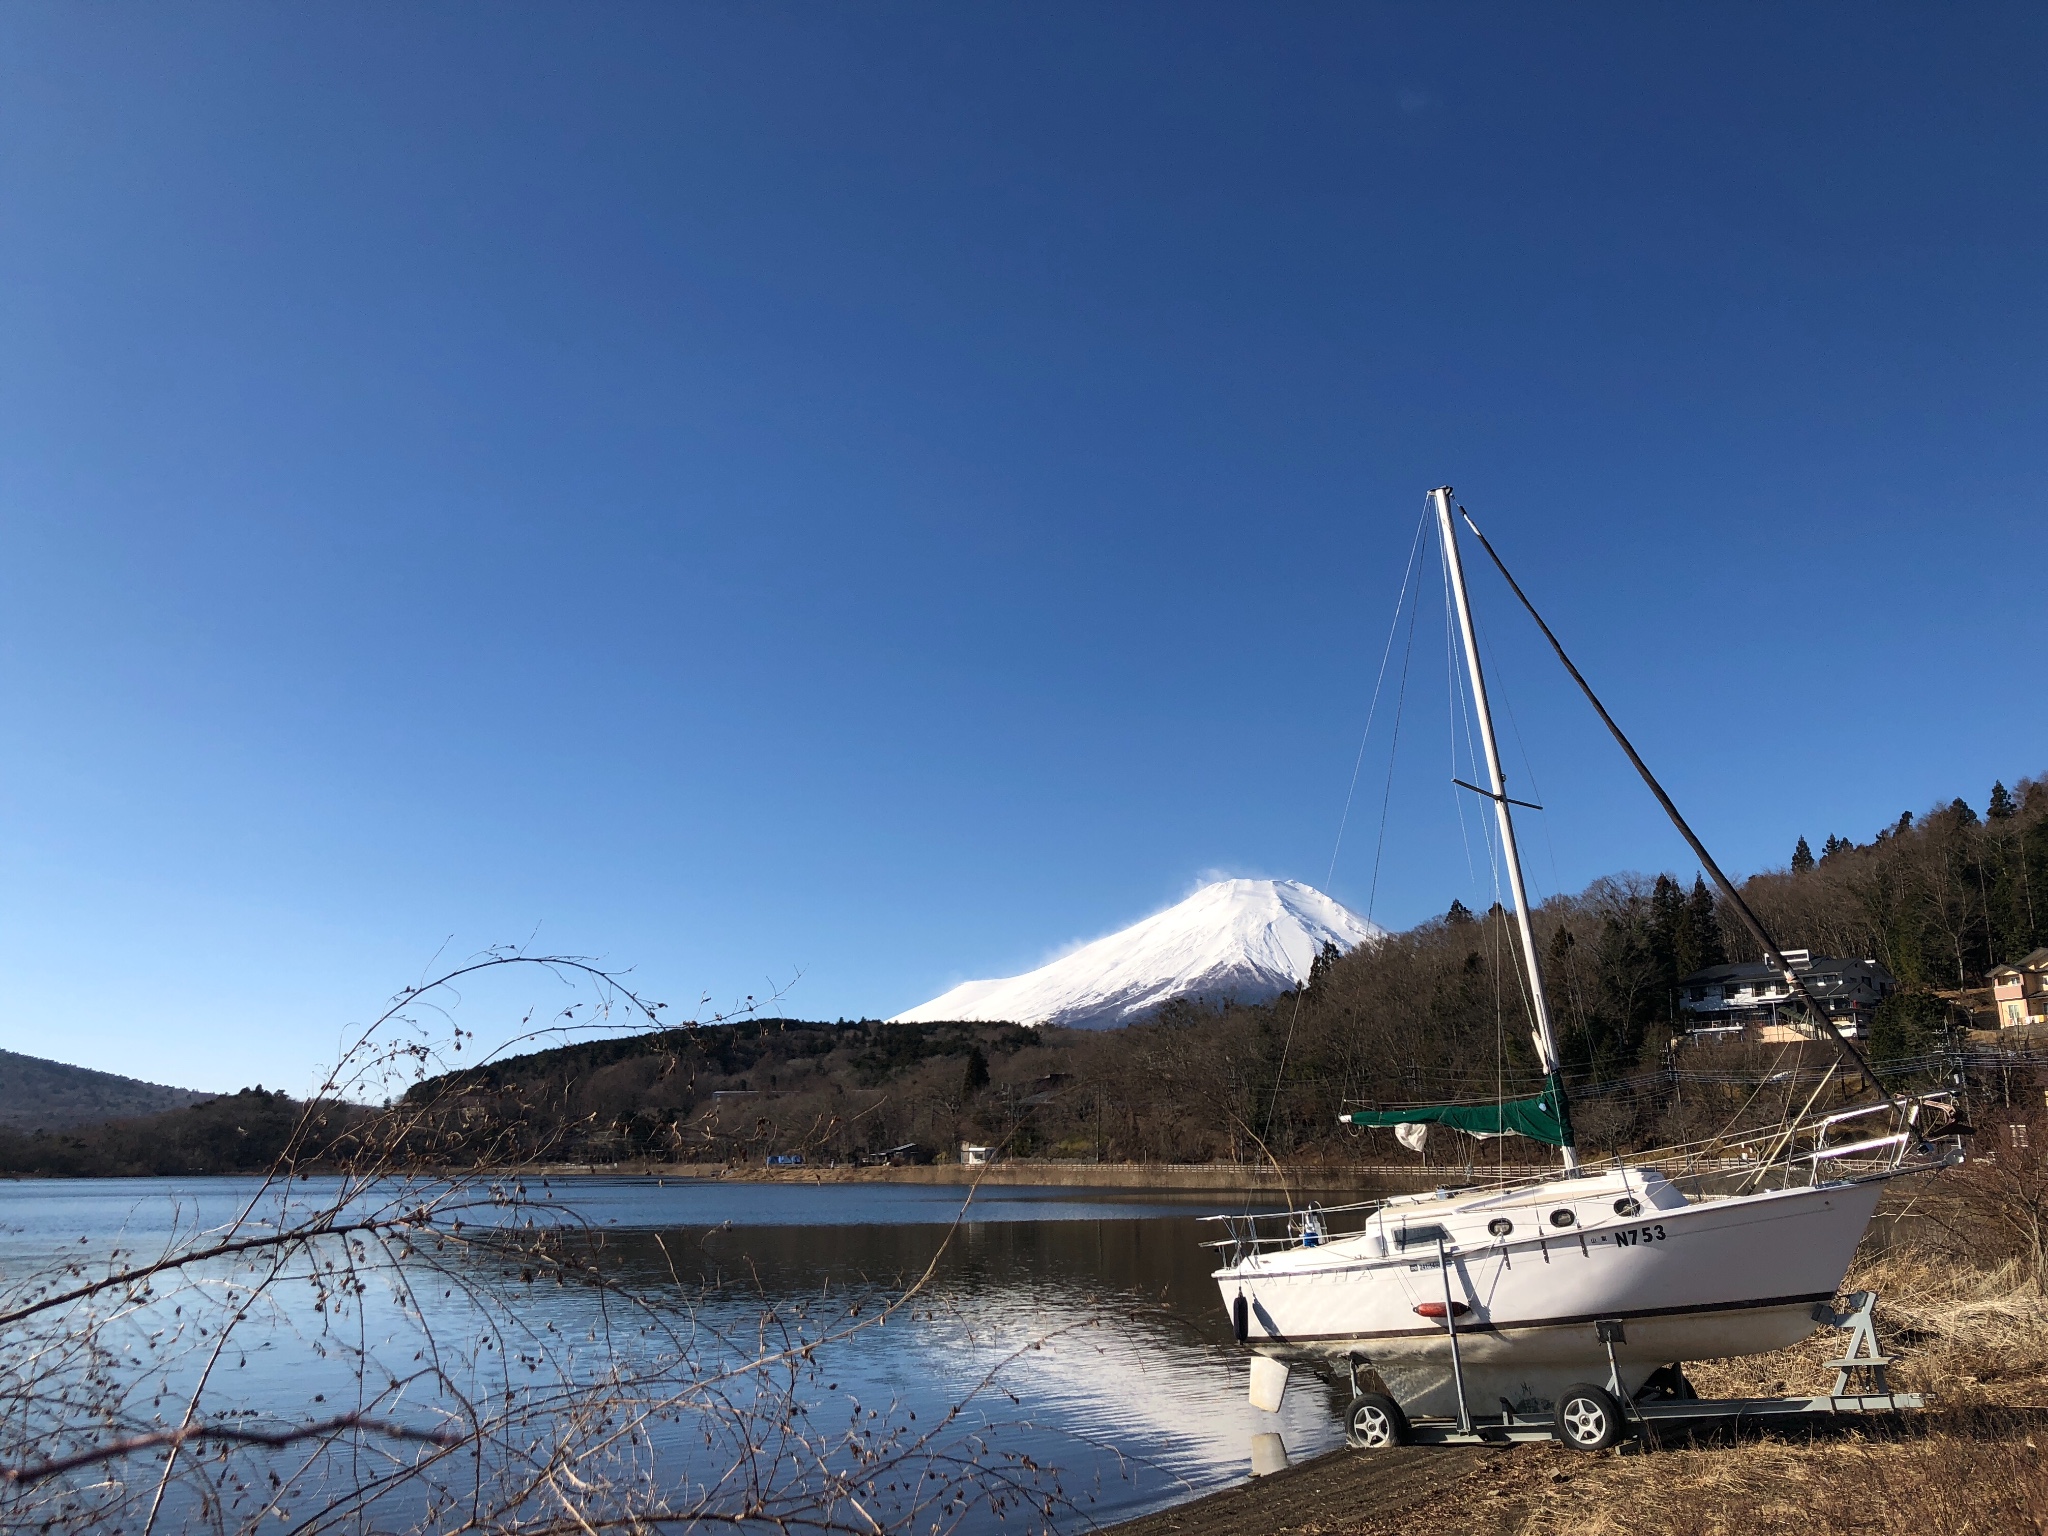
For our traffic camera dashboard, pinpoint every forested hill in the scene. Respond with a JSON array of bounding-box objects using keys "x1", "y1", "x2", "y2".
[
  {"x1": 374, "y1": 771, "x2": 2047, "y2": 1173},
  {"x1": 1744, "y1": 775, "x2": 2047, "y2": 989},
  {"x1": 0, "y1": 1048, "x2": 216, "y2": 1132},
  {"x1": 3, "y1": 771, "x2": 2041, "y2": 1178}
]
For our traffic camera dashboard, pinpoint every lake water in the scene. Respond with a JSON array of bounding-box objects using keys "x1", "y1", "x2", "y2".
[{"x1": 0, "y1": 1177, "x2": 1354, "y2": 1532}]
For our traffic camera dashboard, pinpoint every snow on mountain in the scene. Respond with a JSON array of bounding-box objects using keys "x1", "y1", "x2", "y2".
[{"x1": 891, "y1": 879, "x2": 1384, "y2": 1030}]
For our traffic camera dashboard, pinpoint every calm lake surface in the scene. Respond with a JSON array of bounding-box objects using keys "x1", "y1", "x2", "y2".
[{"x1": 0, "y1": 1177, "x2": 1352, "y2": 1531}]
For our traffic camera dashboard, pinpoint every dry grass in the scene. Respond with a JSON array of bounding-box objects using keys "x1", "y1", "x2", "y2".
[
  {"x1": 1409, "y1": 1426, "x2": 2048, "y2": 1536},
  {"x1": 1348, "y1": 1225, "x2": 2048, "y2": 1536},
  {"x1": 1467, "y1": 1236, "x2": 2048, "y2": 1536},
  {"x1": 1681, "y1": 1248, "x2": 2048, "y2": 1406}
]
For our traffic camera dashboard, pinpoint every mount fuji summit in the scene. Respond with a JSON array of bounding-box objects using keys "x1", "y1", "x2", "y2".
[{"x1": 891, "y1": 879, "x2": 1383, "y2": 1030}]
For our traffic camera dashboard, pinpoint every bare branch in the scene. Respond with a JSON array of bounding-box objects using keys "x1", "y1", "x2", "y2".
[{"x1": 3, "y1": 1414, "x2": 461, "y2": 1486}]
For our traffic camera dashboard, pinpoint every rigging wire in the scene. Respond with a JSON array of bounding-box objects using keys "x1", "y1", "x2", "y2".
[
  {"x1": 1440, "y1": 520, "x2": 1482, "y2": 892},
  {"x1": 1325, "y1": 511, "x2": 1431, "y2": 894},
  {"x1": 1435, "y1": 507, "x2": 1526, "y2": 1172},
  {"x1": 1487, "y1": 629, "x2": 1575, "y2": 929},
  {"x1": 1363, "y1": 552, "x2": 1425, "y2": 926},
  {"x1": 1455, "y1": 505, "x2": 1900, "y2": 1113},
  {"x1": 1450, "y1": 543, "x2": 1550, "y2": 1054},
  {"x1": 1472, "y1": 610, "x2": 1578, "y2": 1053},
  {"x1": 1255, "y1": 504, "x2": 1432, "y2": 1190},
  {"x1": 1331, "y1": 1041, "x2": 2008, "y2": 1103},
  {"x1": 1493, "y1": 878, "x2": 1508, "y2": 1179},
  {"x1": 1470, "y1": 541, "x2": 1717, "y2": 1083}
]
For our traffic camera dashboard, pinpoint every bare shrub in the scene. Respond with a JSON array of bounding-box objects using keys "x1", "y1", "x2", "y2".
[{"x1": 0, "y1": 955, "x2": 1068, "y2": 1534}]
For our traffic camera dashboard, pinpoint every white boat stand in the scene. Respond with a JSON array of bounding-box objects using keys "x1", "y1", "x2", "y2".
[{"x1": 1344, "y1": 1290, "x2": 1923, "y2": 1450}]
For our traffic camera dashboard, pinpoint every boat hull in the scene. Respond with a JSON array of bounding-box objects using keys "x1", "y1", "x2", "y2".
[{"x1": 1216, "y1": 1175, "x2": 1883, "y2": 1418}]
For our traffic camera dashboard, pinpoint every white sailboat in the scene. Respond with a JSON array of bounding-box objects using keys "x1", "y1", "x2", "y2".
[{"x1": 1208, "y1": 487, "x2": 1958, "y2": 1448}]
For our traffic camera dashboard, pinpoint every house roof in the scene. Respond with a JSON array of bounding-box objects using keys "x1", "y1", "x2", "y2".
[{"x1": 1679, "y1": 956, "x2": 1893, "y2": 988}]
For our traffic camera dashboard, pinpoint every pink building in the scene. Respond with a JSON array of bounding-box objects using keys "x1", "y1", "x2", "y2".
[{"x1": 1991, "y1": 948, "x2": 2048, "y2": 1029}]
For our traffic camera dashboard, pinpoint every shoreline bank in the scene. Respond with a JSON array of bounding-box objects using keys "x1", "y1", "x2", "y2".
[
  {"x1": 1104, "y1": 1444, "x2": 1490, "y2": 1536},
  {"x1": 518, "y1": 1159, "x2": 1492, "y2": 1192}
]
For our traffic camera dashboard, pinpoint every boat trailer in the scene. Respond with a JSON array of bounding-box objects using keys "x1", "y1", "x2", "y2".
[{"x1": 1342, "y1": 1289, "x2": 1922, "y2": 1452}]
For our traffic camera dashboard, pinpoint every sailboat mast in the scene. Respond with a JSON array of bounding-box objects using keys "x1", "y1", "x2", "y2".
[{"x1": 1432, "y1": 486, "x2": 1580, "y2": 1173}]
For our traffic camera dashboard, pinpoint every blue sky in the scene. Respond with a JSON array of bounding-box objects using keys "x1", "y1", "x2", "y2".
[{"x1": 2, "y1": 5, "x2": 2043, "y2": 1092}]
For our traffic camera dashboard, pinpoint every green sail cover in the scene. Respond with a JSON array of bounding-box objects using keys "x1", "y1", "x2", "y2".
[{"x1": 1339, "y1": 1089, "x2": 1569, "y2": 1147}]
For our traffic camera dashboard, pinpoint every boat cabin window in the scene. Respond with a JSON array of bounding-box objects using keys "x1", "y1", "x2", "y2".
[
  {"x1": 1613, "y1": 1197, "x2": 1641, "y2": 1217},
  {"x1": 1392, "y1": 1223, "x2": 1448, "y2": 1250},
  {"x1": 1548, "y1": 1208, "x2": 1577, "y2": 1229},
  {"x1": 1486, "y1": 1217, "x2": 1513, "y2": 1237}
]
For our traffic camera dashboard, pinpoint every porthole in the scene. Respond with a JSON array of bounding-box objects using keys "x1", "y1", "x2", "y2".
[
  {"x1": 1548, "y1": 1208, "x2": 1577, "y2": 1229},
  {"x1": 1614, "y1": 1197, "x2": 1641, "y2": 1217},
  {"x1": 1487, "y1": 1217, "x2": 1514, "y2": 1237}
]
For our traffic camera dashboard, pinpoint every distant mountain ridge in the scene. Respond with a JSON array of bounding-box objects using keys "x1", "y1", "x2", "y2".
[
  {"x1": 891, "y1": 878, "x2": 1384, "y2": 1030},
  {"x1": 0, "y1": 1048, "x2": 216, "y2": 1132}
]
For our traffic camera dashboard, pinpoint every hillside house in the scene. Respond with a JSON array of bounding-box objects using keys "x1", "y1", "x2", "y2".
[
  {"x1": 1991, "y1": 948, "x2": 2048, "y2": 1029},
  {"x1": 1677, "y1": 950, "x2": 1895, "y2": 1043}
]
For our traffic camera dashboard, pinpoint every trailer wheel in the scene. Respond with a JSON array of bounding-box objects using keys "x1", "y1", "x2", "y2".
[
  {"x1": 1346, "y1": 1393, "x2": 1410, "y2": 1449},
  {"x1": 1554, "y1": 1382, "x2": 1625, "y2": 1451}
]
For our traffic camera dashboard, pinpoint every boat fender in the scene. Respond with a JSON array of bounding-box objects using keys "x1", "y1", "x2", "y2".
[
  {"x1": 1248, "y1": 1354, "x2": 1290, "y2": 1412},
  {"x1": 1232, "y1": 1293, "x2": 1249, "y2": 1343}
]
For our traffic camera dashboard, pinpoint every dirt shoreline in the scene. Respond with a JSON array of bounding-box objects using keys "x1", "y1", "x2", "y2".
[
  {"x1": 1102, "y1": 1415, "x2": 2048, "y2": 1536},
  {"x1": 1103, "y1": 1443, "x2": 1500, "y2": 1536},
  {"x1": 517, "y1": 1159, "x2": 1485, "y2": 1192}
]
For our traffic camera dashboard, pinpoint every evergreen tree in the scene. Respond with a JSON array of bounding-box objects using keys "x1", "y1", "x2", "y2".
[
  {"x1": 1587, "y1": 906, "x2": 1659, "y2": 1075},
  {"x1": 1649, "y1": 874, "x2": 1686, "y2": 996},
  {"x1": 1446, "y1": 899, "x2": 1474, "y2": 925},
  {"x1": 1545, "y1": 923, "x2": 1603, "y2": 1072},
  {"x1": 1308, "y1": 939, "x2": 1341, "y2": 993},
  {"x1": 1984, "y1": 782, "x2": 2037, "y2": 963},
  {"x1": 961, "y1": 1046, "x2": 990, "y2": 1096},
  {"x1": 1948, "y1": 797, "x2": 1980, "y2": 829},
  {"x1": 1547, "y1": 925, "x2": 1581, "y2": 1016},
  {"x1": 1869, "y1": 990, "x2": 1944, "y2": 1066},
  {"x1": 1683, "y1": 874, "x2": 1726, "y2": 973},
  {"x1": 1792, "y1": 836, "x2": 1815, "y2": 873},
  {"x1": 1822, "y1": 834, "x2": 1848, "y2": 860},
  {"x1": 2026, "y1": 816, "x2": 2048, "y2": 952}
]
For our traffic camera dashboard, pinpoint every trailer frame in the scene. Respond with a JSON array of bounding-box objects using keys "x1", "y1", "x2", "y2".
[{"x1": 1343, "y1": 1289, "x2": 1923, "y2": 1450}]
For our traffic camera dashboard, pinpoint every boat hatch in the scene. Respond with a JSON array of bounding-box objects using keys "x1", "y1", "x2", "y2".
[{"x1": 1393, "y1": 1223, "x2": 1448, "y2": 1250}]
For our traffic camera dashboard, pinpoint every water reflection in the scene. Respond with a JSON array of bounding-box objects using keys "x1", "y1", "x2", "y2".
[
  {"x1": 554, "y1": 1197, "x2": 1354, "y2": 1525},
  {"x1": 0, "y1": 1178, "x2": 1365, "y2": 1531}
]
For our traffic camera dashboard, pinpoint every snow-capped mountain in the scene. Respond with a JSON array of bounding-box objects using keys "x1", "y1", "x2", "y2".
[{"x1": 891, "y1": 878, "x2": 1383, "y2": 1030}]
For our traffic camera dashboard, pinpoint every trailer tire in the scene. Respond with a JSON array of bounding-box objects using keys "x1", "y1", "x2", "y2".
[
  {"x1": 1346, "y1": 1393, "x2": 1409, "y2": 1449},
  {"x1": 1554, "y1": 1382, "x2": 1626, "y2": 1451}
]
